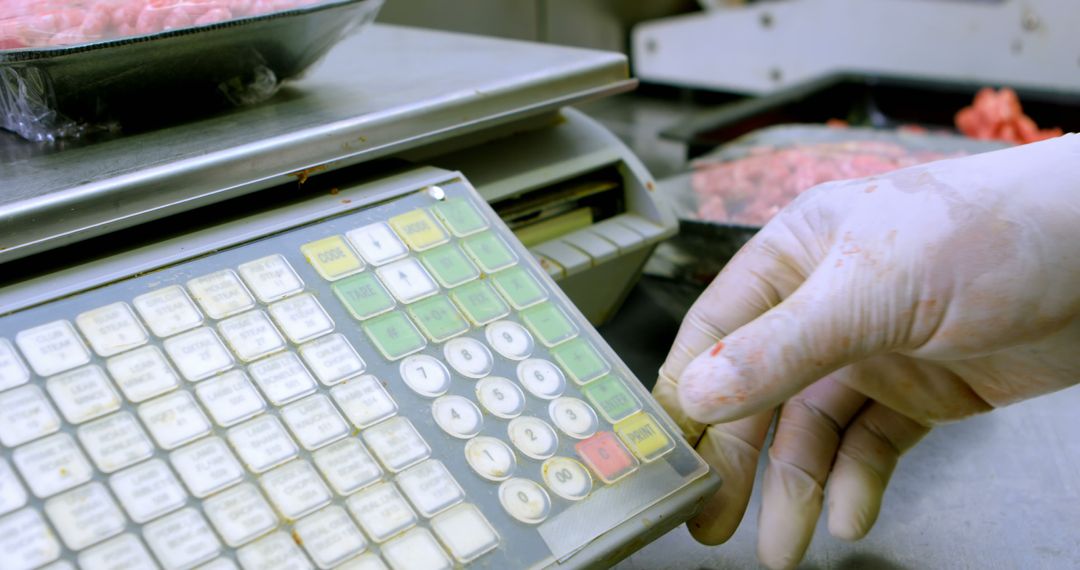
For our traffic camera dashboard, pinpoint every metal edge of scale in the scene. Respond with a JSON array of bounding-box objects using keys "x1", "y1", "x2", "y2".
[
  {"x1": 0, "y1": 165, "x2": 721, "y2": 568},
  {"x1": 0, "y1": 24, "x2": 636, "y2": 265}
]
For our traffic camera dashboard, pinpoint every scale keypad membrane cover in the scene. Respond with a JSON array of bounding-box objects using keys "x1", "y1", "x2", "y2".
[{"x1": 0, "y1": 179, "x2": 705, "y2": 570}]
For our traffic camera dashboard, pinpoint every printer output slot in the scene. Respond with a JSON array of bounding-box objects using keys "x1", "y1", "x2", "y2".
[{"x1": 492, "y1": 167, "x2": 625, "y2": 247}]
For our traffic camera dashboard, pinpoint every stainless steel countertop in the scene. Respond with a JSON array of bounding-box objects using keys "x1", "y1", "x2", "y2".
[{"x1": 0, "y1": 24, "x2": 633, "y2": 262}]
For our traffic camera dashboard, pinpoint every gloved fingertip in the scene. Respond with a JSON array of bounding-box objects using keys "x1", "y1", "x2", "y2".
[
  {"x1": 677, "y1": 351, "x2": 756, "y2": 424},
  {"x1": 825, "y1": 460, "x2": 883, "y2": 541}
]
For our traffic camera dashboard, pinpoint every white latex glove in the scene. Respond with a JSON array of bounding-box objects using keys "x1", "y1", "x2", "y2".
[{"x1": 655, "y1": 134, "x2": 1080, "y2": 570}]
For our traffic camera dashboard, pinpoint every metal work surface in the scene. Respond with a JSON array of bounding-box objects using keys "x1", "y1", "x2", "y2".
[
  {"x1": 598, "y1": 278, "x2": 1080, "y2": 570},
  {"x1": 0, "y1": 24, "x2": 634, "y2": 263}
]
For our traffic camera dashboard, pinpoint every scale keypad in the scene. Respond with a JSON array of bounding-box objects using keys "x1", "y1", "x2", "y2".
[{"x1": 0, "y1": 181, "x2": 687, "y2": 570}]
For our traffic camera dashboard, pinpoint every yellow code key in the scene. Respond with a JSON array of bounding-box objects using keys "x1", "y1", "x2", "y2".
[
  {"x1": 301, "y1": 236, "x2": 364, "y2": 281},
  {"x1": 389, "y1": 209, "x2": 449, "y2": 251},
  {"x1": 614, "y1": 412, "x2": 675, "y2": 463}
]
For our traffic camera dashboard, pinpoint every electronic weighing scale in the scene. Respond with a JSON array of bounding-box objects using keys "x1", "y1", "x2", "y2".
[{"x1": 0, "y1": 25, "x2": 720, "y2": 570}]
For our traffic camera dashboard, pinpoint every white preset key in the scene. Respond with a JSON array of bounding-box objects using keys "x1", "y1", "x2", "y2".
[
  {"x1": 78, "y1": 412, "x2": 155, "y2": 473},
  {"x1": 109, "y1": 459, "x2": 188, "y2": 523},
  {"x1": 203, "y1": 483, "x2": 278, "y2": 547},
  {"x1": 395, "y1": 460, "x2": 464, "y2": 518},
  {"x1": 380, "y1": 528, "x2": 451, "y2": 570},
  {"x1": 442, "y1": 337, "x2": 493, "y2": 379},
  {"x1": 430, "y1": 504, "x2": 499, "y2": 563},
  {"x1": 79, "y1": 534, "x2": 158, "y2": 570},
  {"x1": 138, "y1": 391, "x2": 211, "y2": 449},
  {"x1": 507, "y1": 416, "x2": 559, "y2": 460},
  {"x1": 475, "y1": 376, "x2": 525, "y2": 419},
  {"x1": 294, "y1": 506, "x2": 367, "y2": 569},
  {"x1": 171, "y1": 437, "x2": 245, "y2": 498},
  {"x1": 347, "y1": 222, "x2": 409, "y2": 266},
  {"x1": 517, "y1": 358, "x2": 567, "y2": 400},
  {"x1": 44, "y1": 482, "x2": 126, "y2": 550},
  {"x1": 499, "y1": 478, "x2": 551, "y2": 524},
  {"x1": 398, "y1": 354, "x2": 450, "y2": 397},
  {"x1": 163, "y1": 327, "x2": 234, "y2": 382},
  {"x1": 268, "y1": 294, "x2": 334, "y2": 344},
  {"x1": 247, "y1": 352, "x2": 317, "y2": 405},
  {"x1": 134, "y1": 285, "x2": 204, "y2": 338},
  {"x1": 45, "y1": 365, "x2": 121, "y2": 424},
  {"x1": 13, "y1": 433, "x2": 93, "y2": 497},
  {"x1": 0, "y1": 458, "x2": 27, "y2": 516},
  {"x1": 312, "y1": 438, "x2": 382, "y2": 496},
  {"x1": 237, "y1": 531, "x2": 312, "y2": 570},
  {"x1": 217, "y1": 311, "x2": 285, "y2": 362},
  {"x1": 549, "y1": 397, "x2": 599, "y2": 439},
  {"x1": 143, "y1": 508, "x2": 221, "y2": 570},
  {"x1": 0, "y1": 508, "x2": 62, "y2": 570},
  {"x1": 15, "y1": 320, "x2": 91, "y2": 377},
  {"x1": 541, "y1": 457, "x2": 593, "y2": 501},
  {"x1": 227, "y1": 415, "x2": 299, "y2": 473},
  {"x1": 106, "y1": 346, "x2": 181, "y2": 402},
  {"x1": 0, "y1": 385, "x2": 61, "y2": 447},
  {"x1": 345, "y1": 482, "x2": 417, "y2": 543},
  {"x1": 76, "y1": 302, "x2": 149, "y2": 357},
  {"x1": 238, "y1": 254, "x2": 304, "y2": 303},
  {"x1": 281, "y1": 394, "x2": 349, "y2": 450},
  {"x1": 195, "y1": 370, "x2": 266, "y2": 427},
  {"x1": 186, "y1": 270, "x2": 255, "y2": 320},
  {"x1": 375, "y1": 259, "x2": 438, "y2": 304},
  {"x1": 0, "y1": 338, "x2": 30, "y2": 391},
  {"x1": 259, "y1": 460, "x2": 332, "y2": 519},
  {"x1": 298, "y1": 334, "x2": 365, "y2": 386},
  {"x1": 485, "y1": 320, "x2": 534, "y2": 360},
  {"x1": 198, "y1": 559, "x2": 238, "y2": 570},
  {"x1": 330, "y1": 375, "x2": 397, "y2": 429},
  {"x1": 337, "y1": 553, "x2": 389, "y2": 570},
  {"x1": 431, "y1": 395, "x2": 483, "y2": 439},
  {"x1": 464, "y1": 437, "x2": 516, "y2": 482},
  {"x1": 361, "y1": 417, "x2": 431, "y2": 472}
]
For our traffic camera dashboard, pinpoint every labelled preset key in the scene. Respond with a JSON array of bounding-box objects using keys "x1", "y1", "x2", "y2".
[
  {"x1": 238, "y1": 531, "x2": 310, "y2": 570},
  {"x1": 106, "y1": 346, "x2": 181, "y2": 402},
  {"x1": 238, "y1": 254, "x2": 304, "y2": 303},
  {"x1": 248, "y1": 351, "x2": 318, "y2": 405},
  {"x1": 0, "y1": 458, "x2": 27, "y2": 516},
  {"x1": 430, "y1": 504, "x2": 500, "y2": 563},
  {"x1": 133, "y1": 285, "x2": 204, "y2": 338},
  {"x1": 75, "y1": 302, "x2": 149, "y2": 357},
  {"x1": 0, "y1": 385, "x2": 61, "y2": 447},
  {"x1": 171, "y1": 436, "x2": 245, "y2": 498},
  {"x1": 259, "y1": 459, "x2": 332, "y2": 519},
  {"x1": 163, "y1": 326, "x2": 234, "y2": 382},
  {"x1": 217, "y1": 310, "x2": 286, "y2": 362},
  {"x1": 281, "y1": 393, "x2": 350, "y2": 450},
  {"x1": 313, "y1": 438, "x2": 382, "y2": 496},
  {"x1": 227, "y1": 415, "x2": 299, "y2": 473},
  {"x1": 143, "y1": 508, "x2": 222, "y2": 570},
  {"x1": 362, "y1": 416, "x2": 431, "y2": 473},
  {"x1": 109, "y1": 459, "x2": 187, "y2": 523},
  {"x1": 195, "y1": 370, "x2": 266, "y2": 427},
  {"x1": 203, "y1": 483, "x2": 278, "y2": 547},
  {"x1": 0, "y1": 338, "x2": 30, "y2": 391},
  {"x1": 44, "y1": 482, "x2": 127, "y2": 550},
  {"x1": 294, "y1": 505, "x2": 368, "y2": 568},
  {"x1": 45, "y1": 365, "x2": 122, "y2": 424},
  {"x1": 381, "y1": 527, "x2": 452, "y2": 570},
  {"x1": 187, "y1": 269, "x2": 255, "y2": 320},
  {"x1": 346, "y1": 482, "x2": 418, "y2": 543},
  {"x1": 396, "y1": 459, "x2": 465, "y2": 518},
  {"x1": 15, "y1": 319, "x2": 91, "y2": 377},
  {"x1": 78, "y1": 411, "x2": 155, "y2": 473},
  {"x1": 268, "y1": 293, "x2": 335, "y2": 344},
  {"x1": 331, "y1": 375, "x2": 398, "y2": 429},
  {"x1": 299, "y1": 333, "x2": 366, "y2": 386},
  {"x1": 0, "y1": 508, "x2": 62, "y2": 569},
  {"x1": 138, "y1": 390, "x2": 212, "y2": 450}
]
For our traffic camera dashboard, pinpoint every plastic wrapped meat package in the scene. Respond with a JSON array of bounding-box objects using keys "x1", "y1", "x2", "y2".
[{"x1": 0, "y1": 0, "x2": 382, "y2": 141}]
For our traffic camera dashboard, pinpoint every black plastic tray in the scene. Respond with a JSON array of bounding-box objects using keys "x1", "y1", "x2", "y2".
[{"x1": 0, "y1": 0, "x2": 382, "y2": 140}]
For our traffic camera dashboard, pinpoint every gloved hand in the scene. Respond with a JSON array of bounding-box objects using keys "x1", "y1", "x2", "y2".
[{"x1": 655, "y1": 134, "x2": 1080, "y2": 570}]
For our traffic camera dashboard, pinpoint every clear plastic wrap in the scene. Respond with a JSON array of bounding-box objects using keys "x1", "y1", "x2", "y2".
[{"x1": 0, "y1": 0, "x2": 382, "y2": 141}]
